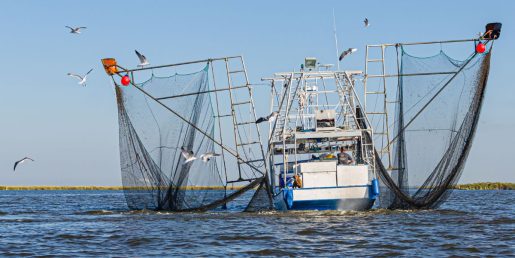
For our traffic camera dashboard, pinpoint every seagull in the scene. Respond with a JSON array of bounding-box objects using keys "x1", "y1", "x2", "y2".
[
  {"x1": 14, "y1": 157, "x2": 34, "y2": 171},
  {"x1": 65, "y1": 26, "x2": 86, "y2": 34},
  {"x1": 256, "y1": 111, "x2": 278, "y2": 124},
  {"x1": 135, "y1": 50, "x2": 150, "y2": 67},
  {"x1": 339, "y1": 48, "x2": 358, "y2": 61},
  {"x1": 364, "y1": 18, "x2": 370, "y2": 28},
  {"x1": 199, "y1": 152, "x2": 220, "y2": 163},
  {"x1": 67, "y1": 68, "x2": 93, "y2": 86},
  {"x1": 181, "y1": 147, "x2": 197, "y2": 164}
]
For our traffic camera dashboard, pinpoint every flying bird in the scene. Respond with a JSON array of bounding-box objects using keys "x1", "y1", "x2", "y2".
[
  {"x1": 256, "y1": 111, "x2": 278, "y2": 124},
  {"x1": 65, "y1": 26, "x2": 87, "y2": 34},
  {"x1": 364, "y1": 18, "x2": 370, "y2": 28},
  {"x1": 338, "y1": 48, "x2": 358, "y2": 61},
  {"x1": 181, "y1": 147, "x2": 197, "y2": 164},
  {"x1": 135, "y1": 50, "x2": 150, "y2": 67},
  {"x1": 67, "y1": 68, "x2": 93, "y2": 86},
  {"x1": 13, "y1": 157, "x2": 34, "y2": 171},
  {"x1": 199, "y1": 152, "x2": 220, "y2": 163}
]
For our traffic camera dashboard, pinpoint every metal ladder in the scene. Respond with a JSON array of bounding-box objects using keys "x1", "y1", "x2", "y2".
[
  {"x1": 271, "y1": 74, "x2": 295, "y2": 142},
  {"x1": 364, "y1": 44, "x2": 393, "y2": 169},
  {"x1": 335, "y1": 77, "x2": 355, "y2": 129},
  {"x1": 224, "y1": 57, "x2": 269, "y2": 182},
  {"x1": 335, "y1": 73, "x2": 376, "y2": 172}
]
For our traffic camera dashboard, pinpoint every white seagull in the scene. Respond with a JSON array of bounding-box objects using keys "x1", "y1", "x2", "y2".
[
  {"x1": 364, "y1": 18, "x2": 370, "y2": 28},
  {"x1": 67, "y1": 68, "x2": 93, "y2": 86},
  {"x1": 339, "y1": 48, "x2": 358, "y2": 61},
  {"x1": 199, "y1": 152, "x2": 220, "y2": 163},
  {"x1": 65, "y1": 26, "x2": 87, "y2": 34},
  {"x1": 181, "y1": 147, "x2": 197, "y2": 164},
  {"x1": 135, "y1": 50, "x2": 150, "y2": 67},
  {"x1": 14, "y1": 157, "x2": 34, "y2": 171},
  {"x1": 256, "y1": 111, "x2": 278, "y2": 124}
]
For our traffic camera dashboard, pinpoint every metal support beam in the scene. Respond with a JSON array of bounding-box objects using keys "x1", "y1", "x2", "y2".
[
  {"x1": 155, "y1": 85, "x2": 247, "y2": 100},
  {"x1": 367, "y1": 38, "x2": 478, "y2": 48},
  {"x1": 114, "y1": 56, "x2": 242, "y2": 74},
  {"x1": 366, "y1": 71, "x2": 457, "y2": 78},
  {"x1": 111, "y1": 73, "x2": 264, "y2": 174}
]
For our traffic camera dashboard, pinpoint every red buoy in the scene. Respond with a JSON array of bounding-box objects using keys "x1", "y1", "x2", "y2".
[
  {"x1": 121, "y1": 75, "x2": 131, "y2": 86},
  {"x1": 476, "y1": 42, "x2": 486, "y2": 53}
]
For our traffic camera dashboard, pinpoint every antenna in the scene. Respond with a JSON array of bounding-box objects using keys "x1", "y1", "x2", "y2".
[{"x1": 332, "y1": 9, "x2": 340, "y2": 70}]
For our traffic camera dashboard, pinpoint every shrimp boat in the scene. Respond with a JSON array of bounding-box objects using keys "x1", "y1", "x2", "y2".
[
  {"x1": 261, "y1": 22, "x2": 501, "y2": 211},
  {"x1": 262, "y1": 61, "x2": 379, "y2": 211},
  {"x1": 100, "y1": 22, "x2": 500, "y2": 212}
]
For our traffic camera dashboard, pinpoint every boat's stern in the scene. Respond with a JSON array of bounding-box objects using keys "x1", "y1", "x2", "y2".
[{"x1": 274, "y1": 162, "x2": 379, "y2": 211}]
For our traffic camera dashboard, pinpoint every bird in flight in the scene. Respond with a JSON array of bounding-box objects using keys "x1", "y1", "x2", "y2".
[
  {"x1": 14, "y1": 157, "x2": 34, "y2": 171},
  {"x1": 339, "y1": 48, "x2": 358, "y2": 61},
  {"x1": 67, "y1": 68, "x2": 93, "y2": 86},
  {"x1": 364, "y1": 18, "x2": 370, "y2": 28},
  {"x1": 256, "y1": 111, "x2": 279, "y2": 124},
  {"x1": 65, "y1": 26, "x2": 87, "y2": 34},
  {"x1": 181, "y1": 147, "x2": 197, "y2": 164},
  {"x1": 135, "y1": 50, "x2": 150, "y2": 67},
  {"x1": 199, "y1": 152, "x2": 220, "y2": 163}
]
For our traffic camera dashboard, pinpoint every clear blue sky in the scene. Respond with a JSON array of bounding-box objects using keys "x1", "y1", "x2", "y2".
[{"x1": 0, "y1": 0, "x2": 513, "y2": 185}]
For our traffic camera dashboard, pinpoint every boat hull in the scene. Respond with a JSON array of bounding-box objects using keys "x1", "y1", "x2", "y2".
[
  {"x1": 274, "y1": 185, "x2": 376, "y2": 211},
  {"x1": 289, "y1": 198, "x2": 374, "y2": 211}
]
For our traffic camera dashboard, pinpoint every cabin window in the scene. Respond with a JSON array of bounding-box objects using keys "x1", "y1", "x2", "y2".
[{"x1": 317, "y1": 119, "x2": 335, "y2": 128}]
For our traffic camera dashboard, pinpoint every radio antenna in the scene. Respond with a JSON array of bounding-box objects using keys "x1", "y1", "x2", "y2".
[{"x1": 333, "y1": 9, "x2": 340, "y2": 70}]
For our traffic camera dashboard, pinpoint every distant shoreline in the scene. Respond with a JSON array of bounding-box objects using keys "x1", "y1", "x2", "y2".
[
  {"x1": 451, "y1": 182, "x2": 514, "y2": 190},
  {"x1": 0, "y1": 185, "x2": 244, "y2": 191},
  {"x1": 0, "y1": 182, "x2": 513, "y2": 191}
]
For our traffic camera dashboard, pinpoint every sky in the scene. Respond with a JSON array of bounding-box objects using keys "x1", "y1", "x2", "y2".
[{"x1": 0, "y1": 0, "x2": 513, "y2": 186}]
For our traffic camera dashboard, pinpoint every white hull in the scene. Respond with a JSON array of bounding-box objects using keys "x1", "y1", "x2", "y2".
[{"x1": 274, "y1": 185, "x2": 376, "y2": 211}]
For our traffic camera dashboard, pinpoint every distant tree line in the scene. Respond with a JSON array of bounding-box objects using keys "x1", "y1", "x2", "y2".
[{"x1": 451, "y1": 182, "x2": 514, "y2": 190}]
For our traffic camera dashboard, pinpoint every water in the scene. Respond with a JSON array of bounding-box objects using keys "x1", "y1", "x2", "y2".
[{"x1": 0, "y1": 190, "x2": 513, "y2": 257}]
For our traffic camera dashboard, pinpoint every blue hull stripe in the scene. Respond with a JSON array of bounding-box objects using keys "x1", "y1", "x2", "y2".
[
  {"x1": 291, "y1": 199, "x2": 341, "y2": 210},
  {"x1": 295, "y1": 185, "x2": 370, "y2": 190}
]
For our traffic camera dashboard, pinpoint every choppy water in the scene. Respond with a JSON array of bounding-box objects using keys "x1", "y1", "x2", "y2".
[{"x1": 0, "y1": 190, "x2": 513, "y2": 257}]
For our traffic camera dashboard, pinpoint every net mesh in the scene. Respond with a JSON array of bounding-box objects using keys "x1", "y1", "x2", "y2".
[
  {"x1": 115, "y1": 64, "x2": 267, "y2": 211},
  {"x1": 376, "y1": 46, "x2": 491, "y2": 209},
  {"x1": 245, "y1": 176, "x2": 274, "y2": 212},
  {"x1": 111, "y1": 45, "x2": 490, "y2": 211}
]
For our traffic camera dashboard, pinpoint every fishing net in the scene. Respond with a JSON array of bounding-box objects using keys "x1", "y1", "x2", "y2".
[
  {"x1": 115, "y1": 63, "x2": 269, "y2": 211},
  {"x1": 376, "y1": 45, "x2": 492, "y2": 209},
  {"x1": 244, "y1": 176, "x2": 274, "y2": 212}
]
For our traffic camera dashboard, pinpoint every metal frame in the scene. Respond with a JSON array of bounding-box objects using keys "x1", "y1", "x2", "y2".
[
  {"x1": 107, "y1": 56, "x2": 270, "y2": 185},
  {"x1": 363, "y1": 38, "x2": 484, "y2": 171},
  {"x1": 262, "y1": 68, "x2": 377, "y2": 190}
]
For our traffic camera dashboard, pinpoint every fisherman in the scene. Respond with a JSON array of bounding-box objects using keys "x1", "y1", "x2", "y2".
[{"x1": 338, "y1": 147, "x2": 353, "y2": 165}]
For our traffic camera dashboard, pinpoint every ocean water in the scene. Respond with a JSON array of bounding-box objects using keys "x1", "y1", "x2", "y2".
[{"x1": 0, "y1": 190, "x2": 513, "y2": 257}]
